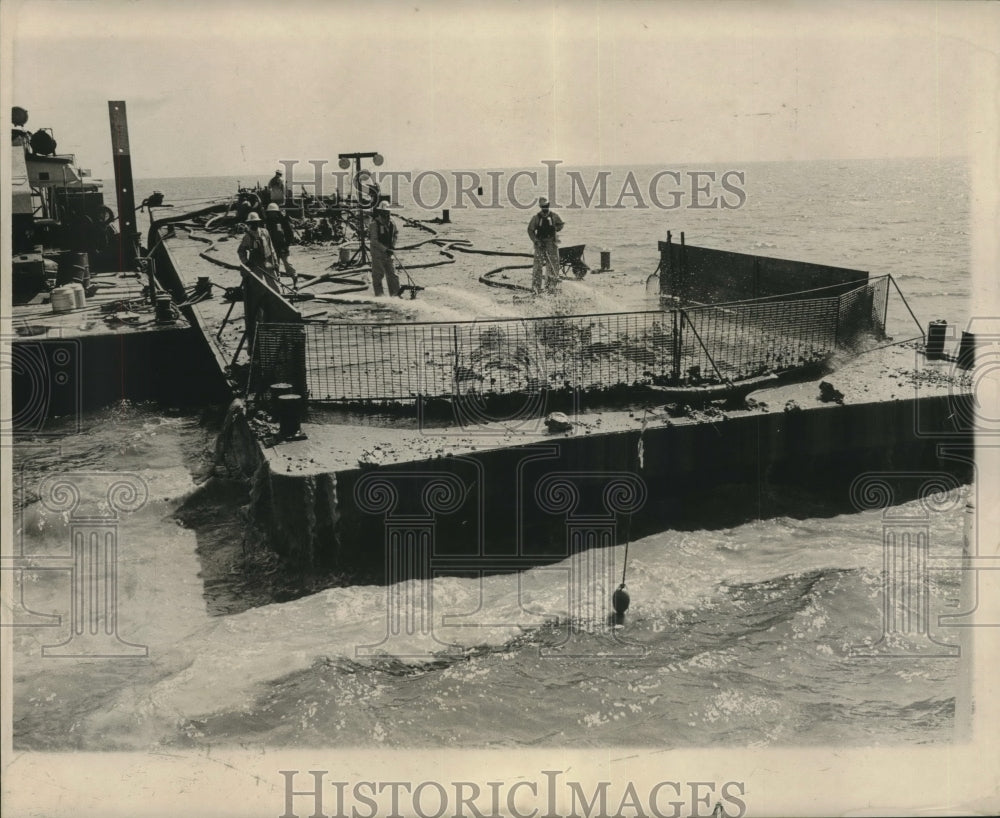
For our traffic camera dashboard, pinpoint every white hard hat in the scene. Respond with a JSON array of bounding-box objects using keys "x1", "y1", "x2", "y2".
[
  {"x1": 246, "y1": 212, "x2": 262, "y2": 223},
  {"x1": 266, "y1": 203, "x2": 280, "y2": 212},
  {"x1": 376, "y1": 201, "x2": 392, "y2": 211}
]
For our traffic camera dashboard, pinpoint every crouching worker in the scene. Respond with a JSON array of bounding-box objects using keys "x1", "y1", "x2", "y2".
[{"x1": 369, "y1": 200, "x2": 400, "y2": 297}]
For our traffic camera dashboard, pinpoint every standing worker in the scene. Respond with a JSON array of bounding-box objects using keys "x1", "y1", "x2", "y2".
[
  {"x1": 527, "y1": 197, "x2": 564, "y2": 294},
  {"x1": 265, "y1": 203, "x2": 297, "y2": 280},
  {"x1": 238, "y1": 213, "x2": 280, "y2": 292},
  {"x1": 369, "y1": 200, "x2": 400, "y2": 297},
  {"x1": 268, "y1": 169, "x2": 285, "y2": 206}
]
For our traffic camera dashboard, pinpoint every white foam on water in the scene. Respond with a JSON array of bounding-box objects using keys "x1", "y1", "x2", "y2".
[{"x1": 57, "y1": 526, "x2": 735, "y2": 747}]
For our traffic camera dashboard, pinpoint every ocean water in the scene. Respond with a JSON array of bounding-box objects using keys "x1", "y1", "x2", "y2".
[
  {"x1": 12, "y1": 157, "x2": 972, "y2": 751},
  {"x1": 135, "y1": 156, "x2": 971, "y2": 327}
]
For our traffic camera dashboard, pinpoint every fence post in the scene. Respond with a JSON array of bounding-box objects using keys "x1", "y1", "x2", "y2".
[
  {"x1": 680, "y1": 231, "x2": 686, "y2": 302},
  {"x1": 834, "y1": 295, "x2": 841, "y2": 348},
  {"x1": 671, "y1": 308, "x2": 682, "y2": 383},
  {"x1": 452, "y1": 324, "x2": 460, "y2": 396},
  {"x1": 882, "y1": 276, "x2": 891, "y2": 337},
  {"x1": 664, "y1": 231, "x2": 672, "y2": 297},
  {"x1": 291, "y1": 324, "x2": 308, "y2": 399}
]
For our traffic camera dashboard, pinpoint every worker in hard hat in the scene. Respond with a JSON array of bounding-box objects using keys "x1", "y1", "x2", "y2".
[
  {"x1": 265, "y1": 202, "x2": 297, "y2": 281},
  {"x1": 268, "y1": 169, "x2": 285, "y2": 206},
  {"x1": 527, "y1": 197, "x2": 564, "y2": 294},
  {"x1": 368, "y1": 201, "x2": 400, "y2": 297},
  {"x1": 238, "y1": 212, "x2": 280, "y2": 291}
]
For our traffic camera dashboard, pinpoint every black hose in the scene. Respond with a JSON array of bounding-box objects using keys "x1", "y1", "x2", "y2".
[
  {"x1": 479, "y1": 265, "x2": 533, "y2": 292},
  {"x1": 149, "y1": 202, "x2": 231, "y2": 229}
]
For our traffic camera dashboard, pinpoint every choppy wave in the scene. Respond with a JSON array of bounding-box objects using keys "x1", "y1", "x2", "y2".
[{"x1": 12, "y1": 157, "x2": 972, "y2": 751}]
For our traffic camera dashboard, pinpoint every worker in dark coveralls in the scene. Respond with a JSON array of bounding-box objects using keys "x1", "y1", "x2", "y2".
[
  {"x1": 267, "y1": 169, "x2": 285, "y2": 206},
  {"x1": 238, "y1": 212, "x2": 280, "y2": 291},
  {"x1": 369, "y1": 200, "x2": 400, "y2": 297},
  {"x1": 527, "y1": 197, "x2": 564, "y2": 294},
  {"x1": 265, "y1": 203, "x2": 297, "y2": 279}
]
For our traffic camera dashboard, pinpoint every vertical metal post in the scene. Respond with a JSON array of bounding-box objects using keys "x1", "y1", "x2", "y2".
[
  {"x1": 662, "y1": 230, "x2": 672, "y2": 297},
  {"x1": 60, "y1": 164, "x2": 67, "y2": 220},
  {"x1": 680, "y1": 231, "x2": 686, "y2": 303},
  {"x1": 452, "y1": 324, "x2": 460, "y2": 396},
  {"x1": 672, "y1": 308, "x2": 682, "y2": 383},
  {"x1": 107, "y1": 101, "x2": 140, "y2": 271},
  {"x1": 833, "y1": 296, "x2": 841, "y2": 348},
  {"x1": 882, "y1": 275, "x2": 891, "y2": 336},
  {"x1": 146, "y1": 256, "x2": 157, "y2": 306},
  {"x1": 354, "y1": 156, "x2": 369, "y2": 265}
]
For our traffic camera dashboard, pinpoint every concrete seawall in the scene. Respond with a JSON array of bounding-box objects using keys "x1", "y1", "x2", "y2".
[{"x1": 216, "y1": 392, "x2": 974, "y2": 577}]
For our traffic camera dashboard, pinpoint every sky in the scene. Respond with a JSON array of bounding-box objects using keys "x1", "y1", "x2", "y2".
[{"x1": 2, "y1": 0, "x2": 998, "y2": 179}]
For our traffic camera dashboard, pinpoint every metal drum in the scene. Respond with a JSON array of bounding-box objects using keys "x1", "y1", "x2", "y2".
[
  {"x1": 925, "y1": 320, "x2": 947, "y2": 360},
  {"x1": 50, "y1": 286, "x2": 76, "y2": 313}
]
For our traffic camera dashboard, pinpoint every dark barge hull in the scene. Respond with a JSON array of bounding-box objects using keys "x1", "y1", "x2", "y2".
[
  {"x1": 10, "y1": 325, "x2": 221, "y2": 425},
  {"x1": 215, "y1": 389, "x2": 975, "y2": 578},
  {"x1": 10, "y1": 286, "x2": 229, "y2": 431}
]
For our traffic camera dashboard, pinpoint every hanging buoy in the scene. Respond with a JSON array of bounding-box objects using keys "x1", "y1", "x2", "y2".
[{"x1": 612, "y1": 583, "x2": 630, "y2": 615}]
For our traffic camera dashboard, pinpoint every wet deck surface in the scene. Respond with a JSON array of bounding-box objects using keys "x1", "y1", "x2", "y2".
[
  {"x1": 257, "y1": 343, "x2": 967, "y2": 478},
  {"x1": 159, "y1": 207, "x2": 972, "y2": 478},
  {"x1": 158, "y1": 212, "x2": 655, "y2": 364}
]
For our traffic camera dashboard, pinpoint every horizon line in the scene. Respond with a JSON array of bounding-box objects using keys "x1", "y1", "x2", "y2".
[{"x1": 131, "y1": 154, "x2": 967, "y2": 181}]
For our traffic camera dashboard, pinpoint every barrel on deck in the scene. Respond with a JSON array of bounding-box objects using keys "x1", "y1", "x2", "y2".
[
  {"x1": 56, "y1": 251, "x2": 90, "y2": 289},
  {"x1": 925, "y1": 320, "x2": 947, "y2": 360},
  {"x1": 276, "y1": 393, "x2": 304, "y2": 438},
  {"x1": 957, "y1": 331, "x2": 976, "y2": 371},
  {"x1": 50, "y1": 286, "x2": 76, "y2": 313},
  {"x1": 270, "y1": 382, "x2": 294, "y2": 416}
]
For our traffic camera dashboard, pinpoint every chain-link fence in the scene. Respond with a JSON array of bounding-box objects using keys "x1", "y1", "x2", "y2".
[{"x1": 253, "y1": 276, "x2": 892, "y2": 403}]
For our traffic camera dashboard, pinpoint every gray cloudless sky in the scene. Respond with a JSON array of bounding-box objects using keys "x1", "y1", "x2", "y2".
[{"x1": 5, "y1": 0, "x2": 997, "y2": 178}]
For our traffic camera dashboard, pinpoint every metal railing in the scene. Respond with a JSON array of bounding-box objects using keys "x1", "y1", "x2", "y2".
[{"x1": 253, "y1": 276, "x2": 892, "y2": 403}]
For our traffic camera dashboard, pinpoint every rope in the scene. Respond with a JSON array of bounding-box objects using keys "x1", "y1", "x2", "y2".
[
  {"x1": 680, "y1": 310, "x2": 734, "y2": 386},
  {"x1": 682, "y1": 275, "x2": 881, "y2": 311},
  {"x1": 620, "y1": 540, "x2": 630, "y2": 588},
  {"x1": 620, "y1": 408, "x2": 647, "y2": 589},
  {"x1": 887, "y1": 273, "x2": 926, "y2": 339}
]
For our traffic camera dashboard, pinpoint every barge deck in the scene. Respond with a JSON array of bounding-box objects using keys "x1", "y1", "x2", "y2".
[
  {"x1": 9, "y1": 267, "x2": 226, "y2": 420},
  {"x1": 149, "y1": 214, "x2": 976, "y2": 577}
]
